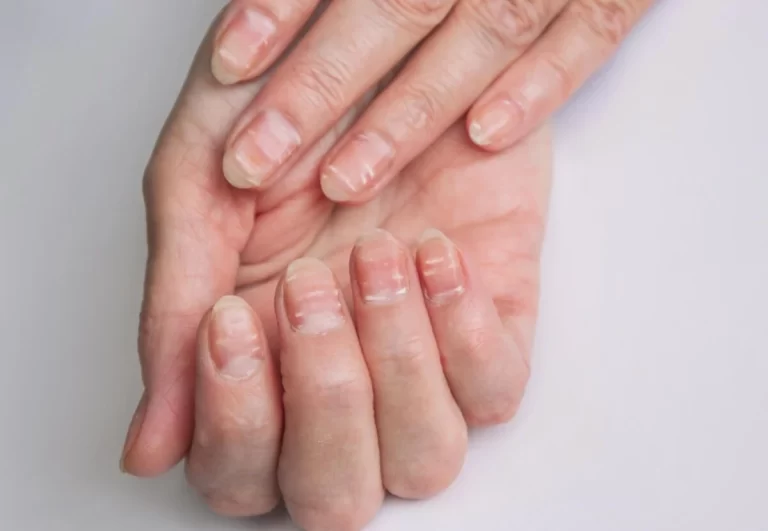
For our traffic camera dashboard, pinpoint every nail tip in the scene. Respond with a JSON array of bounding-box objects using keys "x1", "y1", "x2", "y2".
[
  {"x1": 355, "y1": 228, "x2": 394, "y2": 247},
  {"x1": 214, "y1": 295, "x2": 247, "y2": 312},
  {"x1": 418, "y1": 228, "x2": 449, "y2": 245},
  {"x1": 286, "y1": 256, "x2": 329, "y2": 277},
  {"x1": 222, "y1": 151, "x2": 261, "y2": 189},
  {"x1": 320, "y1": 171, "x2": 353, "y2": 202},
  {"x1": 211, "y1": 55, "x2": 241, "y2": 86},
  {"x1": 469, "y1": 122, "x2": 491, "y2": 147}
]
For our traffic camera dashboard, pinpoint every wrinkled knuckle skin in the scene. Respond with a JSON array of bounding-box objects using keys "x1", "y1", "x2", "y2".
[
  {"x1": 466, "y1": 0, "x2": 550, "y2": 52},
  {"x1": 464, "y1": 381, "x2": 527, "y2": 427},
  {"x1": 572, "y1": 0, "x2": 636, "y2": 46},
  {"x1": 293, "y1": 375, "x2": 373, "y2": 411},
  {"x1": 385, "y1": 430, "x2": 467, "y2": 499},
  {"x1": 202, "y1": 491, "x2": 280, "y2": 518},
  {"x1": 286, "y1": 494, "x2": 379, "y2": 531},
  {"x1": 391, "y1": 83, "x2": 445, "y2": 134},
  {"x1": 372, "y1": 0, "x2": 454, "y2": 31},
  {"x1": 535, "y1": 52, "x2": 574, "y2": 98},
  {"x1": 290, "y1": 58, "x2": 352, "y2": 116},
  {"x1": 185, "y1": 448, "x2": 280, "y2": 517}
]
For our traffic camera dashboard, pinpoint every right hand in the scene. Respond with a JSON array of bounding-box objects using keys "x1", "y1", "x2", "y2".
[{"x1": 121, "y1": 9, "x2": 552, "y2": 530}]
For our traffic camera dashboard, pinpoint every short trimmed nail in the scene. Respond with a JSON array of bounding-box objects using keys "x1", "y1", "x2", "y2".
[
  {"x1": 224, "y1": 110, "x2": 301, "y2": 188},
  {"x1": 353, "y1": 229, "x2": 409, "y2": 305},
  {"x1": 120, "y1": 391, "x2": 148, "y2": 472},
  {"x1": 284, "y1": 258, "x2": 345, "y2": 335},
  {"x1": 416, "y1": 229, "x2": 466, "y2": 304},
  {"x1": 469, "y1": 99, "x2": 523, "y2": 147},
  {"x1": 212, "y1": 7, "x2": 277, "y2": 85},
  {"x1": 209, "y1": 296, "x2": 264, "y2": 380},
  {"x1": 321, "y1": 132, "x2": 395, "y2": 201}
]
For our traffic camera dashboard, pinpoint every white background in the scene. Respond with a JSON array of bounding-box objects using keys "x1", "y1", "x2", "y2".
[{"x1": 1, "y1": 1, "x2": 766, "y2": 530}]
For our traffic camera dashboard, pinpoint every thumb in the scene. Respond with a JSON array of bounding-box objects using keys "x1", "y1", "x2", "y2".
[{"x1": 121, "y1": 13, "x2": 266, "y2": 477}]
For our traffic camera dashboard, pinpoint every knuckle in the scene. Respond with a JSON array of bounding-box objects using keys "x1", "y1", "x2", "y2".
[
  {"x1": 289, "y1": 58, "x2": 352, "y2": 115},
  {"x1": 385, "y1": 428, "x2": 467, "y2": 499},
  {"x1": 285, "y1": 493, "x2": 379, "y2": 531},
  {"x1": 388, "y1": 83, "x2": 446, "y2": 137},
  {"x1": 371, "y1": 333, "x2": 432, "y2": 373},
  {"x1": 455, "y1": 330, "x2": 530, "y2": 427},
  {"x1": 202, "y1": 490, "x2": 280, "y2": 518},
  {"x1": 464, "y1": 380, "x2": 527, "y2": 426},
  {"x1": 571, "y1": 0, "x2": 636, "y2": 46},
  {"x1": 297, "y1": 372, "x2": 373, "y2": 410},
  {"x1": 534, "y1": 52, "x2": 573, "y2": 98},
  {"x1": 464, "y1": 0, "x2": 550, "y2": 52},
  {"x1": 200, "y1": 484, "x2": 280, "y2": 518},
  {"x1": 372, "y1": 0, "x2": 454, "y2": 31}
]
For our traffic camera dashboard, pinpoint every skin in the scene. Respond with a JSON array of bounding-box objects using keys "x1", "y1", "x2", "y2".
[
  {"x1": 210, "y1": 0, "x2": 652, "y2": 203},
  {"x1": 121, "y1": 13, "x2": 551, "y2": 531}
]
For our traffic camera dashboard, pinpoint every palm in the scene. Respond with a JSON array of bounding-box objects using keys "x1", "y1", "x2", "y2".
[
  {"x1": 136, "y1": 35, "x2": 551, "y2": 476},
  {"x1": 233, "y1": 123, "x2": 551, "y2": 350}
]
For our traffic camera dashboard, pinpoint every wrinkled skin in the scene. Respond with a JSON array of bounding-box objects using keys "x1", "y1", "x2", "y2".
[{"x1": 124, "y1": 14, "x2": 551, "y2": 530}]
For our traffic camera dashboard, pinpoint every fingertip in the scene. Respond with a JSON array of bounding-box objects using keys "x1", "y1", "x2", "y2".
[
  {"x1": 120, "y1": 391, "x2": 148, "y2": 475},
  {"x1": 222, "y1": 148, "x2": 262, "y2": 190},
  {"x1": 211, "y1": 53, "x2": 244, "y2": 86},
  {"x1": 205, "y1": 295, "x2": 266, "y2": 381},
  {"x1": 320, "y1": 132, "x2": 396, "y2": 204},
  {"x1": 466, "y1": 99, "x2": 524, "y2": 152},
  {"x1": 416, "y1": 228, "x2": 467, "y2": 306},
  {"x1": 319, "y1": 167, "x2": 354, "y2": 203},
  {"x1": 119, "y1": 396, "x2": 192, "y2": 478},
  {"x1": 210, "y1": 4, "x2": 278, "y2": 86}
]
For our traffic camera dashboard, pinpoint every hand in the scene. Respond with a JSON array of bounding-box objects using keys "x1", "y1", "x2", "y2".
[
  {"x1": 121, "y1": 12, "x2": 550, "y2": 527},
  {"x1": 182, "y1": 225, "x2": 529, "y2": 529},
  {"x1": 210, "y1": 0, "x2": 649, "y2": 202}
]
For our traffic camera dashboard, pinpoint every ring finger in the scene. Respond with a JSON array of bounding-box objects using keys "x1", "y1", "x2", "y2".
[
  {"x1": 350, "y1": 229, "x2": 468, "y2": 499},
  {"x1": 219, "y1": 0, "x2": 458, "y2": 189},
  {"x1": 318, "y1": 0, "x2": 568, "y2": 202}
]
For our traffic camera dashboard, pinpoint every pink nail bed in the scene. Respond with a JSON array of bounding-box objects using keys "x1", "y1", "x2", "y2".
[
  {"x1": 321, "y1": 132, "x2": 395, "y2": 201},
  {"x1": 224, "y1": 110, "x2": 301, "y2": 188},
  {"x1": 213, "y1": 7, "x2": 277, "y2": 83}
]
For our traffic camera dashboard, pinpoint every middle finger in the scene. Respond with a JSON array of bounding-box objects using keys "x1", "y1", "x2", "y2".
[
  {"x1": 221, "y1": 0, "x2": 457, "y2": 190},
  {"x1": 320, "y1": 0, "x2": 568, "y2": 202}
]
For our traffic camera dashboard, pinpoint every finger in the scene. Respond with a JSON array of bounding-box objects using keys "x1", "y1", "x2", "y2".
[
  {"x1": 276, "y1": 258, "x2": 383, "y2": 531},
  {"x1": 220, "y1": 0, "x2": 457, "y2": 190},
  {"x1": 415, "y1": 229, "x2": 530, "y2": 426},
  {"x1": 185, "y1": 296, "x2": 283, "y2": 517},
  {"x1": 211, "y1": 0, "x2": 320, "y2": 85},
  {"x1": 318, "y1": 0, "x2": 567, "y2": 203},
  {"x1": 350, "y1": 229, "x2": 467, "y2": 499},
  {"x1": 121, "y1": 15, "x2": 271, "y2": 477},
  {"x1": 468, "y1": 0, "x2": 654, "y2": 150}
]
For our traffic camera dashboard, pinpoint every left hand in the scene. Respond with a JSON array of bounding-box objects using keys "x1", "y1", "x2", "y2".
[{"x1": 212, "y1": 0, "x2": 652, "y2": 201}]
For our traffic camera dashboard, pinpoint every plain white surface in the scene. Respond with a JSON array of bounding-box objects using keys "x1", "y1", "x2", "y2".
[{"x1": 1, "y1": 1, "x2": 766, "y2": 529}]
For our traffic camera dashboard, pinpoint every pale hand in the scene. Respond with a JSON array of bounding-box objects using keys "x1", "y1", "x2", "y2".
[{"x1": 121, "y1": 16, "x2": 551, "y2": 531}]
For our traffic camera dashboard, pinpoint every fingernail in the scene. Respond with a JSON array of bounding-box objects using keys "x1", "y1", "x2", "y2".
[
  {"x1": 353, "y1": 229, "x2": 409, "y2": 305},
  {"x1": 416, "y1": 229, "x2": 466, "y2": 305},
  {"x1": 212, "y1": 7, "x2": 277, "y2": 85},
  {"x1": 224, "y1": 110, "x2": 301, "y2": 188},
  {"x1": 120, "y1": 391, "x2": 148, "y2": 473},
  {"x1": 209, "y1": 296, "x2": 264, "y2": 380},
  {"x1": 321, "y1": 132, "x2": 394, "y2": 201},
  {"x1": 284, "y1": 258, "x2": 345, "y2": 335},
  {"x1": 469, "y1": 99, "x2": 523, "y2": 147}
]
